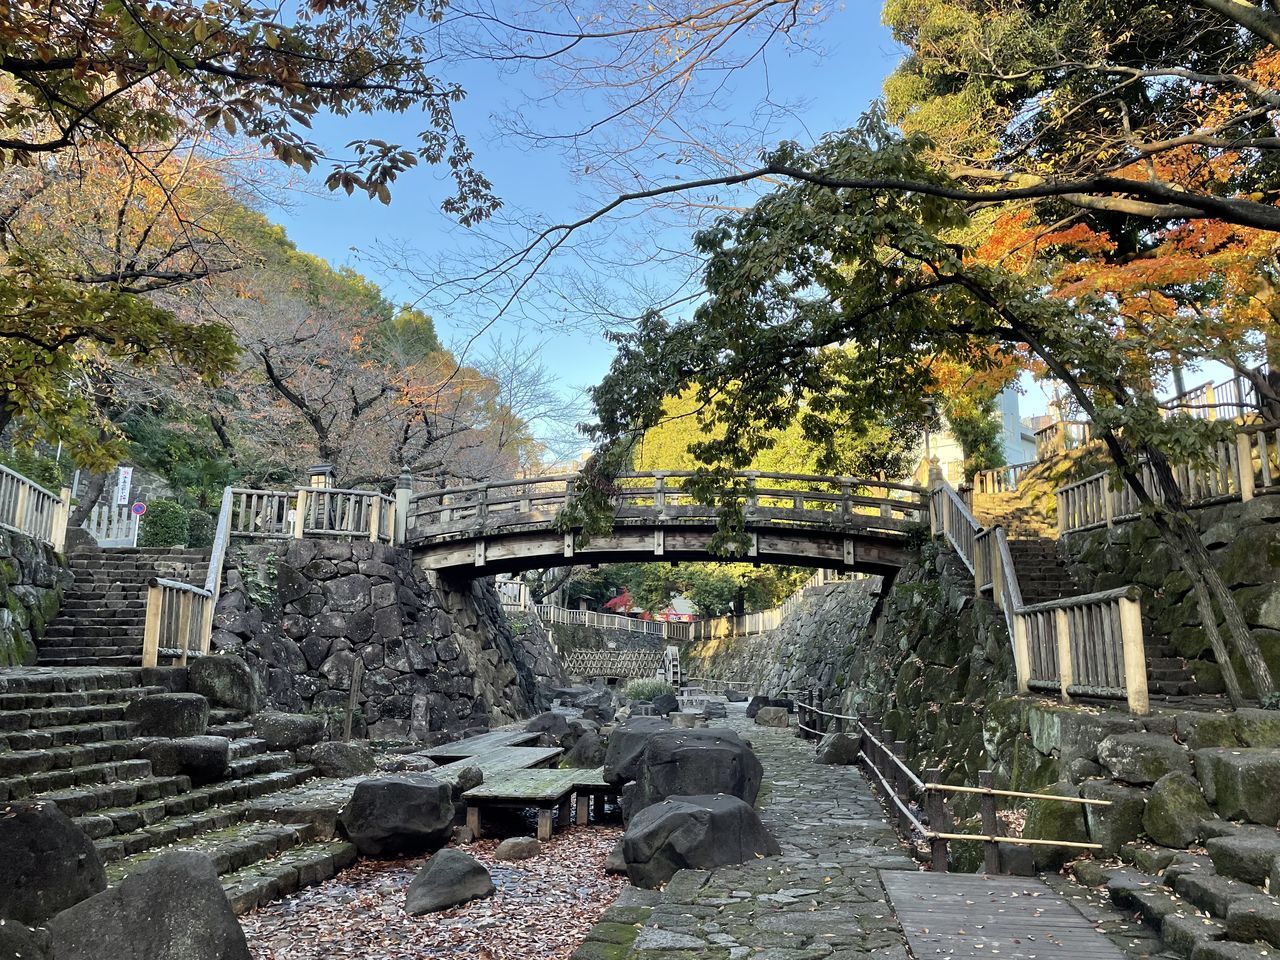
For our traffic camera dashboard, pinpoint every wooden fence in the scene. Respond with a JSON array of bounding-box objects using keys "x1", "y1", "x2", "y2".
[
  {"x1": 225, "y1": 486, "x2": 397, "y2": 543},
  {"x1": 932, "y1": 476, "x2": 1149, "y2": 713},
  {"x1": 793, "y1": 694, "x2": 1107, "y2": 872},
  {"x1": 0, "y1": 465, "x2": 70, "y2": 551},
  {"x1": 1056, "y1": 422, "x2": 1280, "y2": 534},
  {"x1": 141, "y1": 577, "x2": 213, "y2": 667}
]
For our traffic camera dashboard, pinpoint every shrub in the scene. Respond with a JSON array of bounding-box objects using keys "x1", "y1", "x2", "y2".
[
  {"x1": 137, "y1": 499, "x2": 189, "y2": 547},
  {"x1": 623, "y1": 678, "x2": 677, "y2": 702},
  {"x1": 186, "y1": 509, "x2": 215, "y2": 548}
]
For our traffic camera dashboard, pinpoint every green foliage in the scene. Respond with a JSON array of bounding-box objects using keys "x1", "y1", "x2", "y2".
[
  {"x1": 123, "y1": 411, "x2": 239, "y2": 509},
  {"x1": 186, "y1": 510, "x2": 215, "y2": 549},
  {"x1": 943, "y1": 394, "x2": 1005, "y2": 481},
  {"x1": 568, "y1": 562, "x2": 806, "y2": 617},
  {"x1": 137, "y1": 499, "x2": 189, "y2": 548},
  {"x1": 622, "y1": 679, "x2": 676, "y2": 702},
  {"x1": 0, "y1": 447, "x2": 70, "y2": 491}
]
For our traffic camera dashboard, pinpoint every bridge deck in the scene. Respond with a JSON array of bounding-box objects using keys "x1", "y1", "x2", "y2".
[
  {"x1": 881, "y1": 870, "x2": 1128, "y2": 960},
  {"x1": 419, "y1": 729, "x2": 542, "y2": 761}
]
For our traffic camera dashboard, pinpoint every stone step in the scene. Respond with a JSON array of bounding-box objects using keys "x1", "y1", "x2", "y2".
[
  {"x1": 222, "y1": 840, "x2": 358, "y2": 915},
  {"x1": 1098, "y1": 866, "x2": 1231, "y2": 957},
  {"x1": 0, "y1": 719, "x2": 136, "y2": 752},
  {"x1": 0, "y1": 668, "x2": 143, "y2": 694},
  {"x1": 0, "y1": 737, "x2": 145, "y2": 777},
  {"x1": 34, "y1": 654, "x2": 143, "y2": 668},
  {"x1": 0, "y1": 684, "x2": 165, "y2": 711},
  {"x1": 106, "y1": 820, "x2": 320, "y2": 884},
  {"x1": 79, "y1": 767, "x2": 318, "y2": 853},
  {"x1": 0, "y1": 757, "x2": 154, "y2": 801},
  {"x1": 0, "y1": 702, "x2": 131, "y2": 732},
  {"x1": 212, "y1": 721, "x2": 255, "y2": 739},
  {"x1": 43, "y1": 623, "x2": 147, "y2": 637},
  {"x1": 39, "y1": 772, "x2": 193, "y2": 817}
]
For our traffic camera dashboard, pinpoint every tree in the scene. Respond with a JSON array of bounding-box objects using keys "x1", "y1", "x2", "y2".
[{"x1": 581, "y1": 117, "x2": 1277, "y2": 705}]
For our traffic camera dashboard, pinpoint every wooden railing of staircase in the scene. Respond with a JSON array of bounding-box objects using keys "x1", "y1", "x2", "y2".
[
  {"x1": 792, "y1": 692, "x2": 1108, "y2": 872},
  {"x1": 0, "y1": 465, "x2": 71, "y2": 552},
  {"x1": 1057, "y1": 421, "x2": 1280, "y2": 534},
  {"x1": 930, "y1": 477, "x2": 1149, "y2": 714}
]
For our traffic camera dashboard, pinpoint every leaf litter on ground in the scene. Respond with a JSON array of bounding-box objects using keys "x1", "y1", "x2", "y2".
[{"x1": 242, "y1": 826, "x2": 626, "y2": 960}]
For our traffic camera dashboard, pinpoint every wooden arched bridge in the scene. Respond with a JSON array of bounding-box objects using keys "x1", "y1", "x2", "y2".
[{"x1": 400, "y1": 471, "x2": 928, "y2": 576}]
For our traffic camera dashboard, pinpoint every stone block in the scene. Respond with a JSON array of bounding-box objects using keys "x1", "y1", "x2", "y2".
[
  {"x1": 1022, "y1": 780, "x2": 1089, "y2": 870},
  {"x1": 1098, "y1": 732, "x2": 1192, "y2": 785},
  {"x1": 1207, "y1": 829, "x2": 1280, "y2": 885},
  {"x1": 754, "y1": 706, "x2": 788, "y2": 727},
  {"x1": 125, "y1": 694, "x2": 209, "y2": 738},
  {"x1": 1196, "y1": 748, "x2": 1280, "y2": 825},
  {"x1": 1081, "y1": 779, "x2": 1147, "y2": 857}
]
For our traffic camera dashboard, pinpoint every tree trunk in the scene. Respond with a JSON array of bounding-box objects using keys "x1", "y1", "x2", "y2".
[{"x1": 68, "y1": 472, "x2": 108, "y2": 528}]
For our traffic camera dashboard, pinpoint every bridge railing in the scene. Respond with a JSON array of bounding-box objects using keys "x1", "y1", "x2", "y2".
[
  {"x1": 0, "y1": 465, "x2": 70, "y2": 551},
  {"x1": 225, "y1": 487, "x2": 395, "y2": 543},
  {"x1": 406, "y1": 471, "x2": 928, "y2": 541}
]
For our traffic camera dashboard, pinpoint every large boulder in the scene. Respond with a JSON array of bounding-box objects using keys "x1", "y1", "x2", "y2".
[
  {"x1": 404, "y1": 849, "x2": 494, "y2": 915},
  {"x1": 625, "y1": 728, "x2": 763, "y2": 819},
  {"x1": 187, "y1": 654, "x2": 264, "y2": 714},
  {"x1": 254, "y1": 711, "x2": 325, "y2": 750},
  {"x1": 754, "y1": 706, "x2": 788, "y2": 728},
  {"x1": 1144, "y1": 771, "x2": 1212, "y2": 848},
  {"x1": 125, "y1": 693, "x2": 209, "y2": 738},
  {"x1": 622, "y1": 794, "x2": 780, "y2": 888},
  {"x1": 141, "y1": 736, "x2": 230, "y2": 784},
  {"x1": 563, "y1": 730, "x2": 606, "y2": 769},
  {"x1": 1196, "y1": 747, "x2": 1280, "y2": 825},
  {"x1": 46, "y1": 852, "x2": 249, "y2": 960},
  {"x1": 0, "y1": 921, "x2": 50, "y2": 960},
  {"x1": 815, "y1": 732, "x2": 860, "y2": 766},
  {"x1": 0, "y1": 802, "x2": 106, "y2": 926},
  {"x1": 745, "y1": 695, "x2": 769, "y2": 719},
  {"x1": 339, "y1": 774, "x2": 454, "y2": 856},
  {"x1": 651, "y1": 692, "x2": 679, "y2": 716},
  {"x1": 1097, "y1": 733, "x2": 1191, "y2": 785},
  {"x1": 526, "y1": 712, "x2": 570, "y2": 744},
  {"x1": 310, "y1": 741, "x2": 377, "y2": 778},
  {"x1": 603, "y1": 717, "x2": 672, "y2": 787}
]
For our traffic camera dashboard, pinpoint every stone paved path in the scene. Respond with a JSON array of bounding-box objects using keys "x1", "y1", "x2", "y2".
[
  {"x1": 573, "y1": 709, "x2": 1172, "y2": 960},
  {"x1": 575, "y1": 712, "x2": 918, "y2": 960}
]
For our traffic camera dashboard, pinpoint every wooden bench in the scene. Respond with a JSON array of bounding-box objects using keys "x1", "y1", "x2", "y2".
[{"x1": 463, "y1": 768, "x2": 582, "y2": 841}]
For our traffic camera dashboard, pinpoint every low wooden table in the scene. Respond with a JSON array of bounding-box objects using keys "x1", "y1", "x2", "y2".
[
  {"x1": 463, "y1": 768, "x2": 583, "y2": 841},
  {"x1": 420, "y1": 730, "x2": 543, "y2": 763},
  {"x1": 570, "y1": 768, "x2": 620, "y2": 826}
]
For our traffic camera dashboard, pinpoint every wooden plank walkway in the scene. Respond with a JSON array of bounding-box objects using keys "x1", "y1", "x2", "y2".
[
  {"x1": 429, "y1": 745, "x2": 563, "y2": 785},
  {"x1": 420, "y1": 729, "x2": 542, "y2": 761},
  {"x1": 882, "y1": 871, "x2": 1128, "y2": 960}
]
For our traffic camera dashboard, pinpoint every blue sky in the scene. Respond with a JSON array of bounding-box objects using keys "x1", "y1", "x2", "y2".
[{"x1": 268, "y1": 5, "x2": 906, "y2": 418}]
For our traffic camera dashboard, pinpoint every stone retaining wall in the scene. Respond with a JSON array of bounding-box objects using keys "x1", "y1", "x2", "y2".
[
  {"x1": 0, "y1": 529, "x2": 70, "y2": 667},
  {"x1": 211, "y1": 541, "x2": 565, "y2": 740}
]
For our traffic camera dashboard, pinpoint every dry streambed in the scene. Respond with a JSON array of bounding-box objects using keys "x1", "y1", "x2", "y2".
[{"x1": 242, "y1": 827, "x2": 625, "y2": 960}]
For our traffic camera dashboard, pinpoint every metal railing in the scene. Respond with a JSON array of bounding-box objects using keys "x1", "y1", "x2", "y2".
[
  {"x1": 793, "y1": 693, "x2": 1107, "y2": 873},
  {"x1": 1056, "y1": 421, "x2": 1280, "y2": 534},
  {"x1": 0, "y1": 465, "x2": 69, "y2": 550},
  {"x1": 932, "y1": 476, "x2": 1149, "y2": 713},
  {"x1": 406, "y1": 470, "x2": 927, "y2": 543}
]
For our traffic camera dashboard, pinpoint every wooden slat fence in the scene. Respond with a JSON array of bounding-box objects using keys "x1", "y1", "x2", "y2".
[
  {"x1": 0, "y1": 465, "x2": 70, "y2": 550},
  {"x1": 793, "y1": 694, "x2": 1108, "y2": 873},
  {"x1": 141, "y1": 577, "x2": 213, "y2": 668}
]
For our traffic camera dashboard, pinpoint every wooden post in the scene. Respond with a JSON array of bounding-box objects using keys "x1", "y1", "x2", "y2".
[
  {"x1": 1012, "y1": 614, "x2": 1031, "y2": 695},
  {"x1": 575, "y1": 792, "x2": 590, "y2": 826},
  {"x1": 893, "y1": 741, "x2": 910, "y2": 834},
  {"x1": 13, "y1": 484, "x2": 29, "y2": 536},
  {"x1": 176, "y1": 591, "x2": 193, "y2": 666},
  {"x1": 925, "y1": 768, "x2": 949, "y2": 873},
  {"x1": 1238, "y1": 432, "x2": 1256, "y2": 502},
  {"x1": 1103, "y1": 480, "x2": 1115, "y2": 528},
  {"x1": 395, "y1": 468, "x2": 411, "y2": 543},
  {"x1": 1055, "y1": 608, "x2": 1073, "y2": 704},
  {"x1": 467, "y1": 805, "x2": 482, "y2": 839},
  {"x1": 1205, "y1": 383, "x2": 1218, "y2": 421},
  {"x1": 368, "y1": 497, "x2": 381, "y2": 543},
  {"x1": 292, "y1": 488, "x2": 308, "y2": 539},
  {"x1": 344, "y1": 659, "x2": 365, "y2": 740},
  {"x1": 654, "y1": 473, "x2": 666, "y2": 515},
  {"x1": 1118, "y1": 595, "x2": 1150, "y2": 716},
  {"x1": 1056, "y1": 491, "x2": 1066, "y2": 537},
  {"x1": 979, "y1": 769, "x2": 1000, "y2": 875},
  {"x1": 51, "y1": 486, "x2": 71, "y2": 554},
  {"x1": 142, "y1": 583, "x2": 163, "y2": 669}
]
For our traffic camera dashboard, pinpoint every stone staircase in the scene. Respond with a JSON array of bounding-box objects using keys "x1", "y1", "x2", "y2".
[
  {"x1": 973, "y1": 489, "x2": 1201, "y2": 698},
  {"x1": 38, "y1": 547, "x2": 211, "y2": 667},
  {"x1": 0, "y1": 666, "x2": 358, "y2": 915},
  {"x1": 1078, "y1": 831, "x2": 1280, "y2": 959}
]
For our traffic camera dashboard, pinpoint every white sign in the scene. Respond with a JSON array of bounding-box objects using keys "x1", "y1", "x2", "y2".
[{"x1": 115, "y1": 466, "x2": 133, "y2": 506}]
